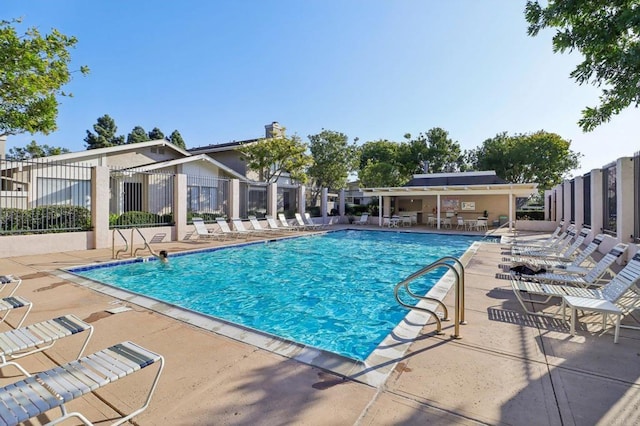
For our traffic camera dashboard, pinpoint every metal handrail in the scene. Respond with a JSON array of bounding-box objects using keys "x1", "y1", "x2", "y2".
[
  {"x1": 112, "y1": 229, "x2": 129, "y2": 259},
  {"x1": 481, "y1": 220, "x2": 516, "y2": 242},
  {"x1": 394, "y1": 256, "x2": 466, "y2": 338},
  {"x1": 131, "y1": 228, "x2": 159, "y2": 258}
]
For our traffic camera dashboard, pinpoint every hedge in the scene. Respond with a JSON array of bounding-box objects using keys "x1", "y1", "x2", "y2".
[{"x1": 0, "y1": 205, "x2": 91, "y2": 234}]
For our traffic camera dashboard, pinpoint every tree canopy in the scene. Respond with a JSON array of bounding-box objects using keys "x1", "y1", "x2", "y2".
[
  {"x1": 240, "y1": 130, "x2": 311, "y2": 183},
  {"x1": 470, "y1": 130, "x2": 581, "y2": 190},
  {"x1": 0, "y1": 18, "x2": 88, "y2": 137},
  {"x1": 84, "y1": 114, "x2": 125, "y2": 149},
  {"x1": 357, "y1": 140, "x2": 403, "y2": 187},
  {"x1": 6, "y1": 140, "x2": 70, "y2": 160},
  {"x1": 148, "y1": 127, "x2": 165, "y2": 140},
  {"x1": 400, "y1": 128, "x2": 465, "y2": 176},
  {"x1": 126, "y1": 126, "x2": 150, "y2": 144},
  {"x1": 168, "y1": 130, "x2": 186, "y2": 149},
  {"x1": 307, "y1": 129, "x2": 358, "y2": 204},
  {"x1": 525, "y1": 0, "x2": 640, "y2": 131}
]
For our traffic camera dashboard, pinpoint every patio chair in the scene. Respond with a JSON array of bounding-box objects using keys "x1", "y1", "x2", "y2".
[
  {"x1": 0, "y1": 275, "x2": 22, "y2": 297},
  {"x1": 216, "y1": 217, "x2": 249, "y2": 239},
  {"x1": 475, "y1": 217, "x2": 488, "y2": 232},
  {"x1": 248, "y1": 215, "x2": 281, "y2": 236},
  {"x1": 0, "y1": 295, "x2": 32, "y2": 329},
  {"x1": 510, "y1": 244, "x2": 634, "y2": 316},
  {"x1": 353, "y1": 213, "x2": 369, "y2": 226},
  {"x1": 266, "y1": 215, "x2": 297, "y2": 233},
  {"x1": 295, "y1": 213, "x2": 322, "y2": 230},
  {"x1": 514, "y1": 243, "x2": 628, "y2": 289},
  {"x1": 192, "y1": 217, "x2": 226, "y2": 241},
  {"x1": 505, "y1": 220, "x2": 565, "y2": 247},
  {"x1": 0, "y1": 314, "x2": 93, "y2": 378},
  {"x1": 304, "y1": 212, "x2": 326, "y2": 229},
  {"x1": 510, "y1": 225, "x2": 576, "y2": 255},
  {"x1": 278, "y1": 213, "x2": 304, "y2": 231},
  {"x1": 510, "y1": 232, "x2": 603, "y2": 273},
  {"x1": 0, "y1": 340, "x2": 164, "y2": 426},
  {"x1": 456, "y1": 217, "x2": 465, "y2": 230},
  {"x1": 511, "y1": 227, "x2": 590, "y2": 261}
]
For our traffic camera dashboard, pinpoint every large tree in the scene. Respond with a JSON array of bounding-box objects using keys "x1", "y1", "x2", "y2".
[
  {"x1": 525, "y1": 1, "x2": 640, "y2": 131},
  {"x1": 126, "y1": 126, "x2": 150, "y2": 144},
  {"x1": 168, "y1": 130, "x2": 186, "y2": 149},
  {"x1": 357, "y1": 140, "x2": 404, "y2": 187},
  {"x1": 471, "y1": 130, "x2": 581, "y2": 190},
  {"x1": 307, "y1": 129, "x2": 358, "y2": 204},
  {"x1": 0, "y1": 18, "x2": 89, "y2": 137},
  {"x1": 84, "y1": 114, "x2": 125, "y2": 149},
  {"x1": 240, "y1": 131, "x2": 311, "y2": 183},
  {"x1": 7, "y1": 140, "x2": 70, "y2": 160},
  {"x1": 399, "y1": 128, "x2": 465, "y2": 177}
]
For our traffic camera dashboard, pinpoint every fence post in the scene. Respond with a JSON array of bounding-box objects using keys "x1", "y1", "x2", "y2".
[
  {"x1": 590, "y1": 169, "x2": 604, "y2": 236},
  {"x1": 298, "y1": 185, "x2": 306, "y2": 216},
  {"x1": 339, "y1": 189, "x2": 345, "y2": 221},
  {"x1": 173, "y1": 173, "x2": 187, "y2": 241},
  {"x1": 267, "y1": 183, "x2": 278, "y2": 218},
  {"x1": 229, "y1": 179, "x2": 240, "y2": 219},
  {"x1": 321, "y1": 187, "x2": 328, "y2": 223},
  {"x1": 92, "y1": 166, "x2": 110, "y2": 249}
]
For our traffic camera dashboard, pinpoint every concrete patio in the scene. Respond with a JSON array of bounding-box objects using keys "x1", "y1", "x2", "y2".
[{"x1": 1, "y1": 226, "x2": 639, "y2": 425}]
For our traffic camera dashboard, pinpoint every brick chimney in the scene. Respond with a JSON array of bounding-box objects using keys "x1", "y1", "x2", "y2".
[{"x1": 265, "y1": 122, "x2": 283, "y2": 138}]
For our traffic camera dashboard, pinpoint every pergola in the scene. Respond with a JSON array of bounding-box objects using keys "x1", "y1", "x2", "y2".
[{"x1": 360, "y1": 179, "x2": 538, "y2": 231}]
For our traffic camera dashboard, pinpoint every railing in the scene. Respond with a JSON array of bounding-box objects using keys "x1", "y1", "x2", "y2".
[
  {"x1": 131, "y1": 228, "x2": 161, "y2": 258},
  {"x1": 481, "y1": 220, "x2": 516, "y2": 242},
  {"x1": 112, "y1": 229, "x2": 129, "y2": 259},
  {"x1": 394, "y1": 256, "x2": 466, "y2": 338}
]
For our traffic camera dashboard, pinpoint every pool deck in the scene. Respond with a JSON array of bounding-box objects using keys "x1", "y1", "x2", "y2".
[{"x1": 1, "y1": 225, "x2": 640, "y2": 425}]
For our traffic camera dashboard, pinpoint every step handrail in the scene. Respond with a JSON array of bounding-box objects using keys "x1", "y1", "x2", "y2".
[
  {"x1": 481, "y1": 220, "x2": 517, "y2": 242},
  {"x1": 112, "y1": 229, "x2": 129, "y2": 259},
  {"x1": 394, "y1": 256, "x2": 466, "y2": 338},
  {"x1": 131, "y1": 227, "x2": 159, "y2": 258}
]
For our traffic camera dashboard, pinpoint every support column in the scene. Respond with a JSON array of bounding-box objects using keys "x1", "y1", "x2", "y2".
[
  {"x1": 298, "y1": 185, "x2": 306, "y2": 216},
  {"x1": 378, "y1": 196, "x2": 382, "y2": 226},
  {"x1": 617, "y1": 157, "x2": 635, "y2": 244},
  {"x1": 436, "y1": 194, "x2": 441, "y2": 230},
  {"x1": 229, "y1": 179, "x2": 240, "y2": 220},
  {"x1": 339, "y1": 189, "x2": 346, "y2": 223},
  {"x1": 173, "y1": 173, "x2": 187, "y2": 241},
  {"x1": 563, "y1": 180, "x2": 571, "y2": 229},
  {"x1": 91, "y1": 166, "x2": 110, "y2": 249},
  {"x1": 508, "y1": 192, "x2": 513, "y2": 231},
  {"x1": 544, "y1": 189, "x2": 552, "y2": 221},
  {"x1": 574, "y1": 176, "x2": 585, "y2": 233},
  {"x1": 321, "y1": 187, "x2": 328, "y2": 224},
  {"x1": 590, "y1": 169, "x2": 604, "y2": 235},
  {"x1": 267, "y1": 183, "x2": 278, "y2": 218}
]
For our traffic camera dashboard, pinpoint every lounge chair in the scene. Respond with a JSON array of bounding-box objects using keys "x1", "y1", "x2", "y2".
[
  {"x1": 511, "y1": 233, "x2": 603, "y2": 273},
  {"x1": 510, "y1": 244, "x2": 633, "y2": 316},
  {"x1": 514, "y1": 243, "x2": 628, "y2": 289},
  {"x1": 295, "y1": 213, "x2": 322, "y2": 230},
  {"x1": 278, "y1": 213, "x2": 304, "y2": 231},
  {"x1": 0, "y1": 340, "x2": 164, "y2": 425},
  {"x1": 0, "y1": 275, "x2": 22, "y2": 297},
  {"x1": 266, "y1": 215, "x2": 297, "y2": 233},
  {"x1": 192, "y1": 217, "x2": 226, "y2": 241},
  {"x1": 215, "y1": 217, "x2": 247, "y2": 239},
  {"x1": 510, "y1": 225, "x2": 576, "y2": 255},
  {"x1": 230, "y1": 218, "x2": 261, "y2": 238},
  {"x1": 353, "y1": 214, "x2": 369, "y2": 226},
  {"x1": 505, "y1": 220, "x2": 564, "y2": 247},
  {"x1": 0, "y1": 314, "x2": 93, "y2": 378},
  {"x1": 248, "y1": 215, "x2": 282, "y2": 236},
  {"x1": 304, "y1": 213, "x2": 326, "y2": 229},
  {"x1": 0, "y1": 296, "x2": 32, "y2": 329}
]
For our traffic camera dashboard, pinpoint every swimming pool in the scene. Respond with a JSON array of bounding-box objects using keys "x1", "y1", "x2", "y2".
[{"x1": 71, "y1": 230, "x2": 483, "y2": 361}]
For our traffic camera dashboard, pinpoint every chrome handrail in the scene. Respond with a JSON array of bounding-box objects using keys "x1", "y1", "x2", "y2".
[
  {"x1": 394, "y1": 256, "x2": 466, "y2": 338},
  {"x1": 112, "y1": 229, "x2": 129, "y2": 259},
  {"x1": 131, "y1": 228, "x2": 159, "y2": 258},
  {"x1": 481, "y1": 220, "x2": 516, "y2": 242}
]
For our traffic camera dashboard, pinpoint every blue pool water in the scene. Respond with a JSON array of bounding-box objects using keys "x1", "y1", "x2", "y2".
[{"x1": 72, "y1": 230, "x2": 482, "y2": 360}]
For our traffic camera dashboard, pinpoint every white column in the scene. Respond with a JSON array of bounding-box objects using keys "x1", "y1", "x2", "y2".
[
  {"x1": 267, "y1": 183, "x2": 278, "y2": 218},
  {"x1": 436, "y1": 194, "x2": 441, "y2": 230},
  {"x1": 563, "y1": 180, "x2": 571, "y2": 229},
  {"x1": 91, "y1": 166, "x2": 110, "y2": 249},
  {"x1": 298, "y1": 185, "x2": 306, "y2": 216},
  {"x1": 321, "y1": 187, "x2": 328, "y2": 224},
  {"x1": 173, "y1": 173, "x2": 187, "y2": 241},
  {"x1": 229, "y1": 179, "x2": 240, "y2": 219},
  {"x1": 378, "y1": 196, "x2": 382, "y2": 226},
  {"x1": 339, "y1": 189, "x2": 346, "y2": 221},
  {"x1": 508, "y1": 192, "x2": 513, "y2": 231}
]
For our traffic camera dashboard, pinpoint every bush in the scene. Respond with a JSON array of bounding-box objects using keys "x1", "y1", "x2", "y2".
[
  {"x1": 110, "y1": 211, "x2": 173, "y2": 227},
  {"x1": 0, "y1": 205, "x2": 91, "y2": 234},
  {"x1": 187, "y1": 212, "x2": 225, "y2": 223},
  {"x1": 516, "y1": 210, "x2": 545, "y2": 221}
]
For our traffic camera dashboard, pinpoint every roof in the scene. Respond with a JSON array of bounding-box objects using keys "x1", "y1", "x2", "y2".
[
  {"x1": 124, "y1": 154, "x2": 247, "y2": 180},
  {"x1": 405, "y1": 171, "x2": 507, "y2": 187},
  {"x1": 188, "y1": 138, "x2": 260, "y2": 154}
]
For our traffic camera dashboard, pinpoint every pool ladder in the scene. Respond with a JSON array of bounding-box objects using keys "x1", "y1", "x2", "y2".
[
  {"x1": 112, "y1": 228, "x2": 161, "y2": 259},
  {"x1": 394, "y1": 256, "x2": 466, "y2": 338}
]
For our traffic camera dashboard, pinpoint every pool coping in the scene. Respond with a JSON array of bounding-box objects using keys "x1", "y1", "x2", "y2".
[{"x1": 56, "y1": 232, "x2": 483, "y2": 388}]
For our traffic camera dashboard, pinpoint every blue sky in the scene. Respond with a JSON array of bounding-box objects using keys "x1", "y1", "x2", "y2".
[{"x1": 4, "y1": 1, "x2": 639, "y2": 176}]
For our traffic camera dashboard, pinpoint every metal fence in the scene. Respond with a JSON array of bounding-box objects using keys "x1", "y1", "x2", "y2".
[
  {"x1": 277, "y1": 184, "x2": 299, "y2": 218},
  {"x1": 187, "y1": 175, "x2": 230, "y2": 222},
  {"x1": 0, "y1": 159, "x2": 93, "y2": 234},
  {"x1": 240, "y1": 182, "x2": 268, "y2": 219},
  {"x1": 634, "y1": 151, "x2": 640, "y2": 242},
  {"x1": 109, "y1": 167, "x2": 174, "y2": 228}
]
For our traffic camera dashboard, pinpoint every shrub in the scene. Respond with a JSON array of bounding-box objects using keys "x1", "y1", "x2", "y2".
[
  {"x1": 110, "y1": 211, "x2": 173, "y2": 228},
  {"x1": 516, "y1": 210, "x2": 545, "y2": 220},
  {"x1": 0, "y1": 205, "x2": 91, "y2": 234}
]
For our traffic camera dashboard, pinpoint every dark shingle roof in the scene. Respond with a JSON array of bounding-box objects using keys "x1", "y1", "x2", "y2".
[{"x1": 405, "y1": 174, "x2": 508, "y2": 187}]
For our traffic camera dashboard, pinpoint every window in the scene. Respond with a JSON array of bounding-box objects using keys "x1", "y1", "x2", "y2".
[{"x1": 36, "y1": 178, "x2": 91, "y2": 207}]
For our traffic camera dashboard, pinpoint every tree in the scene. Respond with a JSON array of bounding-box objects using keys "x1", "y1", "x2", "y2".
[
  {"x1": 84, "y1": 114, "x2": 125, "y2": 149},
  {"x1": 0, "y1": 18, "x2": 89, "y2": 137},
  {"x1": 307, "y1": 130, "x2": 358, "y2": 205},
  {"x1": 148, "y1": 127, "x2": 165, "y2": 140},
  {"x1": 525, "y1": 1, "x2": 640, "y2": 131},
  {"x1": 357, "y1": 140, "x2": 403, "y2": 187},
  {"x1": 168, "y1": 130, "x2": 186, "y2": 149},
  {"x1": 471, "y1": 130, "x2": 581, "y2": 190},
  {"x1": 6, "y1": 140, "x2": 70, "y2": 160},
  {"x1": 399, "y1": 128, "x2": 465, "y2": 178},
  {"x1": 239, "y1": 131, "x2": 311, "y2": 183},
  {"x1": 126, "y1": 126, "x2": 150, "y2": 144}
]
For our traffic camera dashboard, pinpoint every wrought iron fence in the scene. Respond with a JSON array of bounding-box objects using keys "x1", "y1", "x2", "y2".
[
  {"x1": 277, "y1": 184, "x2": 299, "y2": 218},
  {"x1": 109, "y1": 167, "x2": 174, "y2": 228},
  {"x1": 0, "y1": 159, "x2": 93, "y2": 234},
  {"x1": 239, "y1": 182, "x2": 268, "y2": 219},
  {"x1": 187, "y1": 175, "x2": 230, "y2": 223}
]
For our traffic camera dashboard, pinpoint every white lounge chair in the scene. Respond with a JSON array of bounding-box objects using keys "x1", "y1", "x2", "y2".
[
  {"x1": 0, "y1": 296, "x2": 32, "y2": 329},
  {"x1": 295, "y1": 213, "x2": 321, "y2": 230},
  {"x1": 505, "y1": 220, "x2": 564, "y2": 247},
  {"x1": 266, "y1": 215, "x2": 297, "y2": 233},
  {"x1": 353, "y1": 214, "x2": 369, "y2": 226},
  {"x1": 510, "y1": 232, "x2": 603, "y2": 273},
  {"x1": 0, "y1": 340, "x2": 164, "y2": 425},
  {"x1": 510, "y1": 225, "x2": 576, "y2": 255},
  {"x1": 278, "y1": 213, "x2": 304, "y2": 231},
  {"x1": 230, "y1": 218, "x2": 262, "y2": 238},
  {"x1": 192, "y1": 217, "x2": 226, "y2": 241},
  {"x1": 0, "y1": 314, "x2": 93, "y2": 378},
  {"x1": 215, "y1": 217, "x2": 247, "y2": 239},
  {"x1": 304, "y1": 213, "x2": 325, "y2": 229},
  {"x1": 0, "y1": 275, "x2": 22, "y2": 297},
  {"x1": 248, "y1": 215, "x2": 281, "y2": 236}
]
